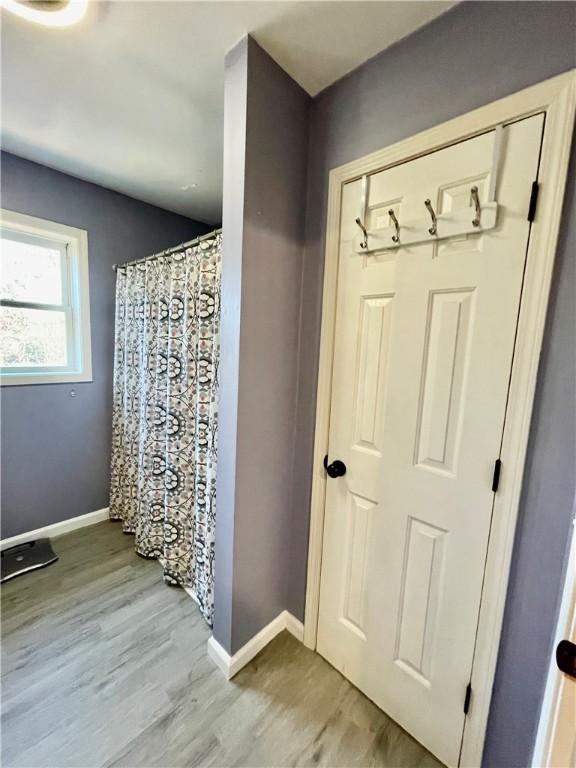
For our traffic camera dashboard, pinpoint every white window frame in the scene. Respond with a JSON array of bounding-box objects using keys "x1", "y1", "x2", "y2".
[{"x1": 0, "y1": 209, "x2": 92, "y2": 386}]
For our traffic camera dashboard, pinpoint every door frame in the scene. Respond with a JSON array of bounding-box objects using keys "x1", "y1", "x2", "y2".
[
  {"x1": 532, "y1": 513, "x2": 576, "y2": 767},
  {"x1": 304, "y1": 70, "x2": 576, "y2": 766}
]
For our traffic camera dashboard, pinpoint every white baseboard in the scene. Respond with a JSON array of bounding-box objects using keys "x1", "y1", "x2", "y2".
[
  {"x1": 1, "y1": 508, "x2": 110, "y2": 551},
  {"x1": 285, "y1": 610, "x2": 305, "y2": 642},
  {"x1": 207, "y1": 609, "x2": 304, "y2": 679}
]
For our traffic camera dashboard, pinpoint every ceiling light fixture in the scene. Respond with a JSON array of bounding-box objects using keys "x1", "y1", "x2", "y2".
[{"x1": 0, "y1": 0, "x2": 88, "y2": 28}]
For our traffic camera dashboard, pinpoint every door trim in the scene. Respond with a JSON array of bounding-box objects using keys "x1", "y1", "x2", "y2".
[
  {"x1": 304, "y1": 70, "x2": 576, "y2": 766},
  {"x1": 532, "y1": 515, "x2": 576, "y2": 767}
]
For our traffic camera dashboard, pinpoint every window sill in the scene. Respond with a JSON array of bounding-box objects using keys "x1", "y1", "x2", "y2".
[{"x1": 0, "y1": 371, "x2": 93, "y2": 386}]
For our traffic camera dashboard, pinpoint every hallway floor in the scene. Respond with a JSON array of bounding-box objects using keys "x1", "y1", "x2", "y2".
[{"x1": 1, "y1": 522, "x2": 443, "y2": 768}]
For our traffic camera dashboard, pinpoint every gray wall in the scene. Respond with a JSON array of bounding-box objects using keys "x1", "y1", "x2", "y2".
[
  {"x1": 1, "y1": 152, "x2": 210, "y2": 539},
  {"x1": 212, "y1": 37, "x2": 249, "y2": 654},
  {"x1": 213, "y1": 37, "x2": 309, "y2": 654},
  {"x1": 291, "y1": 3, "x2": 575, "y2": 766}
]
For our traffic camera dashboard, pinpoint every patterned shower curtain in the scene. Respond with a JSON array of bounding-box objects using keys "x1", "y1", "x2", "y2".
[{"x1": 109, "y1": 233, "x2": 221, "y2": 625}]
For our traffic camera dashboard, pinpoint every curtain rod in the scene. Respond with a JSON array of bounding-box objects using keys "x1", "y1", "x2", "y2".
[{"x1": 112, "y1": 227, "x2": 222, "y2": 271}]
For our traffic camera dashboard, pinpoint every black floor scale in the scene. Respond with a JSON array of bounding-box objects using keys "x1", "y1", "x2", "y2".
[{"x1": 1, "y1": 539, "x2": 58, "y2": 582}]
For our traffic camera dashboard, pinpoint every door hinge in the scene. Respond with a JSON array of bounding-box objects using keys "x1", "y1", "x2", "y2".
[
  {"x1": 527, "y1": 181, "x2": 539, "y2": 222},
  {"x1": 464, "y1": 682, "x2": 472, "y2": 715},
  {"x1": 492, "y1": 459, "x2": 502, "y2": 493}
]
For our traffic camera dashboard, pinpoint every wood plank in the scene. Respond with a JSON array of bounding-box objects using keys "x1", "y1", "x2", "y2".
[{"x1": 1, "y1": 522, "x2": 443, "y2": 767}]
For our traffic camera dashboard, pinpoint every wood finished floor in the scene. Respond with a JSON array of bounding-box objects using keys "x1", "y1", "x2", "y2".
[{"x1": 1, "y1": 522, "x2": 443, "y2": 768}]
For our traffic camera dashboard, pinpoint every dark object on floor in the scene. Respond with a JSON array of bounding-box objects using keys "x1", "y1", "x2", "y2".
[{"x1": 1, "y1": 539, "x2": 58, "y2": 582}]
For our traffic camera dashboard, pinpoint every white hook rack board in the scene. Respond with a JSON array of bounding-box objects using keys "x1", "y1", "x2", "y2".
[{"x1": 353, "y1": 201, "x2": 499, "y2": 254}]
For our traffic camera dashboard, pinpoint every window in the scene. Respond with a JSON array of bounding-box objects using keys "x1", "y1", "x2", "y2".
[{"x1": 0, "y1": 210, "x2": 92, "y2": 385}]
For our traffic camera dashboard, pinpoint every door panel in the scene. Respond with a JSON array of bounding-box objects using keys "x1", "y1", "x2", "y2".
[
  {"x1": 395, "y1": 516, "x2": 446, "y2": 683},
  {"x1": 317, "y1": 115, "x2": 545, "y2": 766},
  {"x1": 415, "y1": 288, "x2": 475, "y2": 474},
  {"x1": 341, "y1": 493, "x2": 374, "y2": 637},
  {"x1": 352, "y1": 294, "x2": 393, "y2": 455}
]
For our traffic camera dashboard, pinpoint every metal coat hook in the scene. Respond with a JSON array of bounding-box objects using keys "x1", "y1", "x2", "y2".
[
  {"x1": 355, "y1": 217, "x2": 368, "y2": 249},
  {"x1": 470, "y1": 186, "x2": 481, "y2": 227},
  {"x1": 424, "y1": 199, "x2": 437, "y2": 236},
  {"x1": 388, "y1": 209, "x2": 400, "y2": 243}
]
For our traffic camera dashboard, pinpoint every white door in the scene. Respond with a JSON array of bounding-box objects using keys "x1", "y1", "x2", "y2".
[{"x1": 317, "y1": 114, "x2": 545, "y2": 766}]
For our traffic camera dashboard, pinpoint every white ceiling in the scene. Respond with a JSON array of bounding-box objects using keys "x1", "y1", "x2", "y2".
[{"x1": 1, "y1": 1, "x2": 456, "y2": 223}]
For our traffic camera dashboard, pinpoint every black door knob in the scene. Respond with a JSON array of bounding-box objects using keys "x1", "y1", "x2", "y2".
[
  {"x1": 323, "y1": 455, "x2": 347, "y2": 478},
  {"x1": 556, "y1": 639, "x2": 576, "y2": 679}
]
